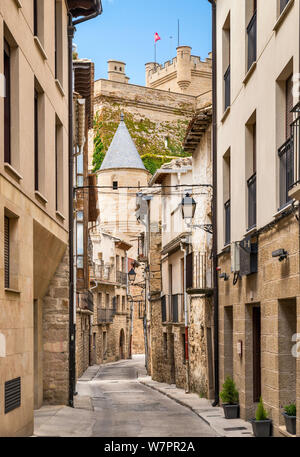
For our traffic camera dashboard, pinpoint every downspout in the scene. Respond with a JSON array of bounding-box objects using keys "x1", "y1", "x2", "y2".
[
  {"x1": 68, "y1": 13, "x2": 75, "y2": 408},
  {"x1": 208, "y1": 0, "x2": 219, "y2": 407},
  {"x1": 180, "y1": 241, "x2": 190, "y2": 393},
  {"x1": 68, "y1": 5, "x2": 102, "y2": 408}
]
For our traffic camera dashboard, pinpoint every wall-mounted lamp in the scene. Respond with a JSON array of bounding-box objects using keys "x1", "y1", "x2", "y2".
[{"x1": 272, "y1": 249, "x2": 288, "y2": 262}]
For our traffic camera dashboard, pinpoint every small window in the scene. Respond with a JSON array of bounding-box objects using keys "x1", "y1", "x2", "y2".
[
  {"x1": 163, "y1": 333, "x2": 168, "y2": 359},
  {"x1": 4, "y1": 40, "x2": 11, "y2": 164},
  {"x1": 4, "y1": 216, "x2": 10, "y2": 289},
  {"x1": 119, "y1": 67, "x2": 122, "y2": 71},
  {"x1": 113, "y1": 181, "x2": 118, "y2": 190},
  {"x1": 280, "y1": 0, "x2": 290, "y2": 15}
]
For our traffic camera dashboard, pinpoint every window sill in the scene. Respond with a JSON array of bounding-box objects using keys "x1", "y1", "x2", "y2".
[
  {"x1": 35, "y1": 191, "x2": 48, "y2": 205},
  {"x1": 245, "y1": 226, "x2": 257, "y2": 237},
  {"x1": 34, "y1": 36, "x2": 48, "y2": 61},
  {"x1": 55, "y1": 79, "x2": 65, "y2": 97},
  {"x1": 273, "y1": 0, "x2": 295, "y2": 33},
  {"x1": 243, "y1": 61, "x2": 257, "y2": 85},
  {"x1": 56, "y1": 210, "x2": 66, "y2": 221},
  {"x1": 222, "y1": 243, "x2": 231, "y2": 252},
  {"x1": 221, "y1": 106, "x2": 230, "y2": 123},
  {"x1": 273, "y1": 201, "x2": 293, "y2": 218},
  {"x1": 13, "y1": 0, "x2": 22, "y2": 8},
  {"x1": 4, "y1": 163, "x2": 23, "y2": 182},
  {"x1": 5, "y1": 288, "x2": 20, "y2": 295}
]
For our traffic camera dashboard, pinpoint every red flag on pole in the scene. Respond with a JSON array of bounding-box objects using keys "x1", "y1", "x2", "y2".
[{"x1": 154, "y1": 33, "x2": 161, "y2": 43}]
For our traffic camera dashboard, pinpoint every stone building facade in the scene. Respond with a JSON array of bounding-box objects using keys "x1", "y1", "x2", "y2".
[{"x1": 215, "y1": 0, "x2": 300, "y2": 436}]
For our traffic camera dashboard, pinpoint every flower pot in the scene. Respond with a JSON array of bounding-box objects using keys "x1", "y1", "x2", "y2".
[
  {"x1": 283, "y1": 413, "x2": 296, "y2": 435},
  {"x1": 250, "y1": 419, "x2": 272, "y2": 437},
  {"x1": 222, "y1": 404, "x2": 240, "y2": 419}
]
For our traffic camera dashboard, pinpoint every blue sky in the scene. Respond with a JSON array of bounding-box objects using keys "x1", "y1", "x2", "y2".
[{"x1": 74, "y1": 0, "x2": 212, "y2": 87}]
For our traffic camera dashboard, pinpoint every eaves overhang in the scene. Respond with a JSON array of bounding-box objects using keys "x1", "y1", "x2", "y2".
[
  {"x1": 67, "y1": 0, "x2": 103, "y2": 18},
  {"x1": 183, "y1": 107, "x2": 212, "y2": 154}
]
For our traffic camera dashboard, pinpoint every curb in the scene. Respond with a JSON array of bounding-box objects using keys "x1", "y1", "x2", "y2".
[{"x1": 138, "y1": 378, "x2": 223, "y2": 437}]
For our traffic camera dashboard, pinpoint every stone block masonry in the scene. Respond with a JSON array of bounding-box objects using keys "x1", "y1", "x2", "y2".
[{"x1": 43, "y1": 250, "x2": 69, "y2": 405}]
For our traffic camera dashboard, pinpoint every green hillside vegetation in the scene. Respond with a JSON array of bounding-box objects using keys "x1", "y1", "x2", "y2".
[{"x1": 92, "y1": 106, "x2": 190, "y2": 174}]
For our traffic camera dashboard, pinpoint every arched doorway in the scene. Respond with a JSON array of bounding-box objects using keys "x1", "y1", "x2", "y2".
[{"x1": 119, "y1": 329, "x2": 125, "y2": 360}]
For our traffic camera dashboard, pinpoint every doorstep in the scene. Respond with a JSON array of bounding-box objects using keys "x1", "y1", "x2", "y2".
[{"x1": 138, "y1": 376, "x2": 253, "y2": 438}]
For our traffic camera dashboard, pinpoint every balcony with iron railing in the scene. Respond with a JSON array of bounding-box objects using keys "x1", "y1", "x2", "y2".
[
  {"x1": 116, "y1": 271, "x2": 127, "y2": 286},
  {"x1": 186, "y1": 251, "x2": 213, "y2": 296},
  {"x1": 90, "y1": 263, "x2": 116, "y2": 285},
  {"x1": 288, "y1": 114, "x2": 300, "y2": 201},
  {"x1": 97, "y1": 304, "x2": 117, "y2": 324},
  {"x1": 79, "y1": 290, "x2": 94, "y2": 313}
]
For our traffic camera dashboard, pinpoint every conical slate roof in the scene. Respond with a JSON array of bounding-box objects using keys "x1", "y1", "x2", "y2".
[{"x1": 100, "y1": 114, "x2": 146, "y2": 171}]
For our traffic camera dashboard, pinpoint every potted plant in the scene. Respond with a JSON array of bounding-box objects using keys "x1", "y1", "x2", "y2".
[
  {"x1": 283, "y1": 403, "x2": 296, "y2": 435},
  {"x1": 251, "y1": 397, "x2": 272, "y2": 437},
  {"x1": 220, "y1": 376, "x2": 239, "y2": 419}
]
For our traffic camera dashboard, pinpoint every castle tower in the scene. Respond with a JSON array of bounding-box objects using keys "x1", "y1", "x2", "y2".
[
  {"x1": 108, "y1": 60, "x2": 130, "y2": 84},
  {"x1": 97, "y1": 114, "x2": 150, "y2": 240},
  {"x1": 176, "y1": 46, "x2": 192, "y2": 91},
  {"x1": 145, "y1": 46, "x2": 212, "y2": 96}
]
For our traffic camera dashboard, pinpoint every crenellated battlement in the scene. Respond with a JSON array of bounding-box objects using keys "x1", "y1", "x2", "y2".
[{"x1": 145, "y1": 47, "x2": 212, "y2": 97}]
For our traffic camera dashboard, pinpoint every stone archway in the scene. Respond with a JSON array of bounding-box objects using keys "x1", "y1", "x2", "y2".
[{"x1": 119, "y1": 329, "x2": 125, "y2": 360}]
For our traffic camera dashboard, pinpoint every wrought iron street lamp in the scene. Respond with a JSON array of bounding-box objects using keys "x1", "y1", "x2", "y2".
[
  {"x1": 128, "y1": 267, "x2": 137, "y2": 285},
  {"x1": 181, "y1": 193, "x2": 197, "y2": 222},
  {"x1": 181, "y1": 193, "x2": 213, "y2": 234}
]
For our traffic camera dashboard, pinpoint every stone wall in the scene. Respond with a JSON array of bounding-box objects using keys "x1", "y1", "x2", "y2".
[
  {"x1": 42, "y1": 250, "x2": 69, "y2": 405},
  {"x1": 76, "y1": 312, "x2": 91, "y2": 379},
  {"x1": 218, "y1": 212, "x2": 300, "y2": 436}
]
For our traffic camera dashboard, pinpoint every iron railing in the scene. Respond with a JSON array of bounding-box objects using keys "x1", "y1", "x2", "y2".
[
  {"x1": 224, "y1": 65, "x2": 230, "y2": 110},
  {"x1": 80, "y1": 290, "x2": 94, "y2": 313},
  {"x1": 224, "y1": 199, "x2": 231, "y2": 246},
  {"x1": 279, "y1": 137, "x2": 293, "y2": 207},
  {"x1": 90, "y1": 263, "x2": 114, "y2": 283},
  {"x1": 289, "y1": 116, "x2": 300, "y2": 193},
  {"x1": 247, "y1": 173, "x2": 257, "y2": 230},
  {"x1": 116, "y1": 271, "x2": 127, "y2": 286},
  {"x1": 97, "y1": 304, "x2": 117, "y2": 324},
  {"x1": 247, "y1": 11, "x2": 257, "y2": 71}
]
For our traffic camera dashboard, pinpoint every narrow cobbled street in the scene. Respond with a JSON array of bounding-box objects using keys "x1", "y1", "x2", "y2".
[
  {"x1": 34, "y1": 356, "x2": 217, "y2": 437},
  {"x1": 77, "y1": 356, "x2": 217, "y2": 437}
]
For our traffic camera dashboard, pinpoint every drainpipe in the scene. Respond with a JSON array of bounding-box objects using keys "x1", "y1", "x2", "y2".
[
  {"x1": 68, "y1": 5, "x2": 103, "y2": 408},
  {"x1": 181, "y1": 240, "x2": 190, "y2": 393},
  {"x1": 208, "y1": 0, "x2": 219, "y2": 407},
  {"x1": 68, "y1": 13, "x2": 76, "y2": 408}
]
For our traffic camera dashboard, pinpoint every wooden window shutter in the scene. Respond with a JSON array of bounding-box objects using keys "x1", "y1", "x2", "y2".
[
  {"x1": 4, "y1": 216, "x2": 10, "y2": 289},
  {"x1": 286, "y1": 75, "x2": 293, "y2": 140}
]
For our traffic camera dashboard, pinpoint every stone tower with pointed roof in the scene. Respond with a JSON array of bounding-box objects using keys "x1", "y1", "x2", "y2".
[{"x1": 97, "y1": 113, "x2": 150, "y2": 247}]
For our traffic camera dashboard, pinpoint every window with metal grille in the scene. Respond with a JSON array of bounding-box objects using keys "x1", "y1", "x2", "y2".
[
  {"x1": 247, "y1": 9, "x2": 257, "y2": 71},
  {"x1": 224, "y1": 200, "x2": 231, "y2": 246},
  {"x1": 4, "y1": 216, "x2": 10, "y2": 289},
  {"x1": 286, "y1": 75, "x2": 293, "y2": 140},
  {"x1": 280, "y1": 0, "x2": 290, "y2": 14},
  {"x1": 4, "y1": 40, "x2": 11, "y2": 164},
  {"x1": 5, "y1": 377, "x2": 21, "y2": 414}
]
